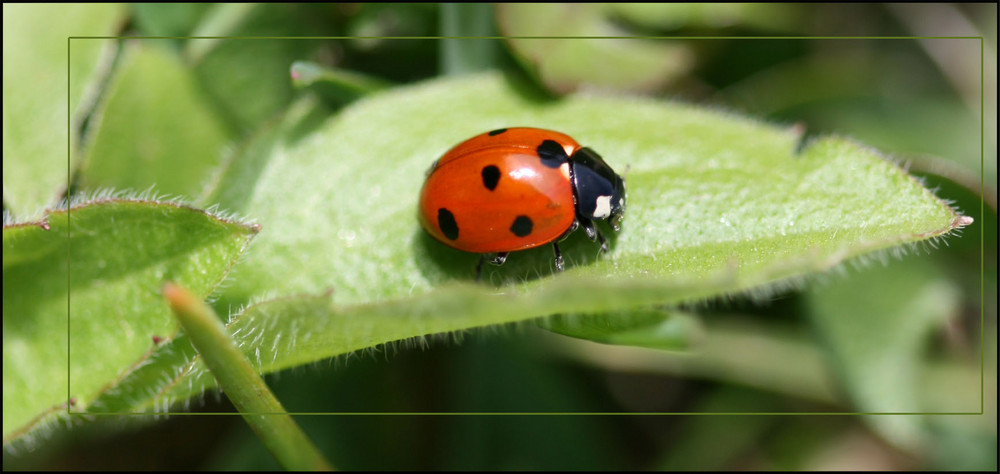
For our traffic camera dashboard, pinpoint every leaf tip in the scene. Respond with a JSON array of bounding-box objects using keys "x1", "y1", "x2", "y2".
[
  {"x1": 954, "y1": 215, "x2": 974, "y2": 227},
  {"x1": 290, "y1": 61, "x2": 319, "y2": 88}
]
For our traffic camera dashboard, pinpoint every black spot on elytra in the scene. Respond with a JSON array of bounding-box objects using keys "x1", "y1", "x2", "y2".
[
  {"x1": 488, "y1": 128, "x2": 507, "y2": 136},
  {"x1": 536, "y1": 140, "x2": 568, "y2": 168},
  {"x1": 510, "y1": 215, "x2": 533, "y2": 237},
  {"x1": 481, "y1": 165, "x2": 500, "y2": 191},
  {"x1": 438, "y1": 208, "x2": 459, "y2": 240}
]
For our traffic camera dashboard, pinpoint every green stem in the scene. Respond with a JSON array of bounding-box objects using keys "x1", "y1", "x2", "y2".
[
  {"x1": 163, "y1": 282, "x2": 333, "y2": 471},
  {"x1": 440, "y1": 3, "x2": 500, "y2": 75},
  {"x1": 184, "y1": 3, "x2": 257, "y2": 63}
]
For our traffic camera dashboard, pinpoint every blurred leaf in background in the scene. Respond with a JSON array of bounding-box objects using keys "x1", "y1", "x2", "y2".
[
  {"x1": 2, "y1": 3, "x2": 124, "y2": 218},
  {"x1": 131, "y1": 3, "x2": 213, "y2": 38},
  {"x1": 806, "y1": 256, "x2": 964, "y2": 450},
  {"x1": 497, "y1": 3, "x2": 695, "y2": 94},
  {"x1": 186, "y1": 4, "x2": 339, "y2": 133},
  {"x1": 77, "y1": 43, "x2": 232, "y2": 199}
]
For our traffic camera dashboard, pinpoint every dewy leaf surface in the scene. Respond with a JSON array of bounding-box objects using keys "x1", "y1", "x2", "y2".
[
  {"x1": 210, "y1": 72, "x2": 965, "y2": 308},
  {"x1": 2, "y1": 200, "x2": 257, "y2": 442},
  {"x1": 2, "y1": 4, "x2": 124, "y2": 217}
]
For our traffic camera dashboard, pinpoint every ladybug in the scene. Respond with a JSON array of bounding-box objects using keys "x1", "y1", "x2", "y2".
[{"x1": 418, "y1": 127, "x2": 626, "y2": 279}]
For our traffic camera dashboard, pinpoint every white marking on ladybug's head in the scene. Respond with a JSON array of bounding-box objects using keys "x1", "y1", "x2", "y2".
[
  {"x1": 593, "y1": 195, "x2": 612, "y2": 219},
  {"x1": 559, "y1": 162, "x2": 570, "y2": 180}
]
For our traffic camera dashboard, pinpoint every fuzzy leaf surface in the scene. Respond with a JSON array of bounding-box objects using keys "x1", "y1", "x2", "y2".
[
  {"x1": 2, "y1": 200, "x2": 256, "y2": 442},
  {"x1": 96, "y1": 72, "x2": 967, "y2": 413},
  {"x1": 211, "y1": 73, "x2": 965, "y2": 307}
]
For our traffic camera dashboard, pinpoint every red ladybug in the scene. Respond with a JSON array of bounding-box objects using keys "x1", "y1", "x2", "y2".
[{"x1": 419, "y1": 127, "x2": 626, "y2": 279}]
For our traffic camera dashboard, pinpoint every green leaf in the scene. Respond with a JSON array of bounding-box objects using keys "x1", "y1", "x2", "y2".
[
  {"x1": 131, "y1": 3, "x2": 213, "y2": 38},
  {"x1": 188, "y1": 4, "x2": 336, "y2": 131},
  {"x1": 657, "y1": 387, "x2": 784, "y2": 470},
  {"x1": 2, "y1": 4, "x2": 124, "y2": 217},
  {"x1": 100, "y1": 72, "x2": 966, "y2": 413},
  {"x1": 438, "y1": 340, "x2": 626, "y2": 469},
  {"x1": 607, "y1": 3, "x2": 805, "y2": 33},
  {"x1": 290, "y1": 61, "x2": 390, "y2": 106},
  {"x1": 90, "y1": 278, "x2": 716, "y2": 412},
  {"x1": 541, "y1": 309, "x2": 703, "y2": 351},
  {"x1": 805, "y1": 255, "x2": 963, "y2": 450},
  {"x1": 210, "y1": 72, "x2": 966, "y2": 308},
  {"x1": 77, "y1": 42, "x2": 232, "y2": 200},
  {"x1": 720, "y1": 49, "x2": 991, "y2": 187},
  {"x1": 496, "y1": 4, "x2": 695, "y2": 94},
  {"x1": 2, "y1": 199, "x2": 257, "y2": 443},
  {"x1": 545, "y1": 315, "x2": 840, "y2": 406},
  {"x1": 197, "y1": 94, "x2": 336, "y2": 213}
]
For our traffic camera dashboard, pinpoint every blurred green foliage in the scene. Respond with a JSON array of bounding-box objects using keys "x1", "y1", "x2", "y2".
[{"x1": 2, "y1": 3, "x2": 996, "y2": 471}]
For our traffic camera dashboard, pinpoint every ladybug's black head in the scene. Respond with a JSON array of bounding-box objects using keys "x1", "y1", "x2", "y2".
[{"x1": 569, "y1": 148, "x2": 626, "y2": 231}]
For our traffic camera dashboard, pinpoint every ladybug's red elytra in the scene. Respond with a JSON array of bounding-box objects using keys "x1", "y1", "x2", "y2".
[{"x1": 418, "y1": 127, "x2": 626, "y2": 279}]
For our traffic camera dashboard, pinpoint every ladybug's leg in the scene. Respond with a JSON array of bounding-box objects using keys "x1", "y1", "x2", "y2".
[
  {"x1": 552, "y1": 242, "x2": 565, "y2": 272},
  {"x1": 562, "y1": 219, "x2": 580, "y2": 238},
  {"x1": 475, "y1": 252, "x2": 510, "y2": 281},
  {"x1": 595, "y1": 230, "x2": 608, "y2": 253},
  {"x1": 556, "y1": 219, "x2": 580, "y2": 243},
  {"x1": 579, "y1": 218, "x2": 609, "y2": 253},
  {"x1": 580, "y1": 218, "x2": 597, "y2": 240},
  {"x1": 490, "y1": 252, "x2": 509, "y2": 266}
]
